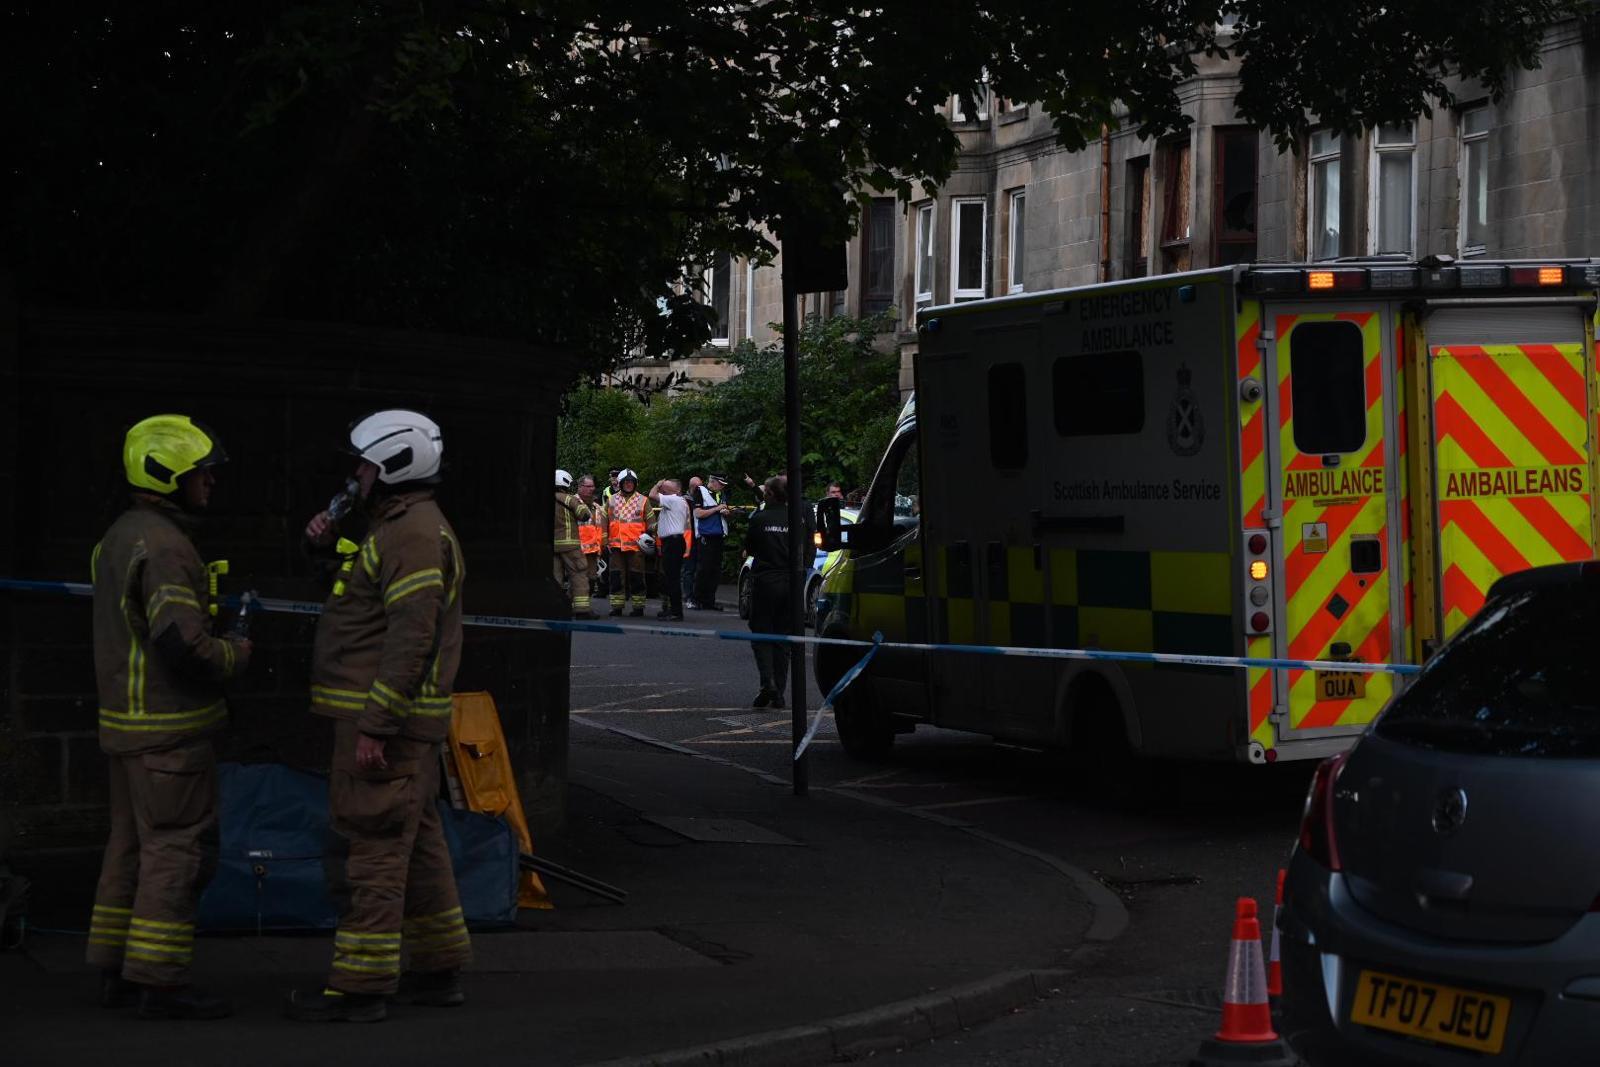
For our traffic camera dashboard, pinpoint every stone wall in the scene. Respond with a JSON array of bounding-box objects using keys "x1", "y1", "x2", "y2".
[{"x1": 0, "y1": 312, "x2": 582, "y2": 856}]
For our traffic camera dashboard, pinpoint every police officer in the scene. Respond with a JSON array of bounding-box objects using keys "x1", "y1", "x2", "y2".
[
  {"x1": 553, "y1": 469, "x2": 592, "y2": 616},
  {"x1": 286, "y1": 410, "x2": 471, "y2": 1023},
  {"x1": 89, "y1": 415, "x2": 251, "y2": 1019},
  {"x1": 743, "y1": 476, "x2": 808, "y2": 708},
  {"x1": 691, "y1": 474, "x2": 732, "y2": 611}
]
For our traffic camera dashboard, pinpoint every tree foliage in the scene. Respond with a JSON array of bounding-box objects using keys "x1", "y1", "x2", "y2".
[
  {"x1": 557, "y1": 312, "x2": 902, "y2": 496},
  {"x1": 8, "y1": 2, "x2": 1574, "y2": 369}
]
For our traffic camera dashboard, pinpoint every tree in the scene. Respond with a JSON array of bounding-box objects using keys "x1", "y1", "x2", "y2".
[
  {"x1": 556, "y1": 312, "x2": 902, "y2": 495},
  {"x1": 8, "y1": 2, "x2": 1574, "y2": 370}
]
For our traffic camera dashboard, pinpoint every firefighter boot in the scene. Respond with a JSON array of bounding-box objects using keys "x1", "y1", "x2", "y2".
[
  {"x1": 394, "y1": 968, "x2": 465, "y2": 1007},
  {"x1": 137, "y1": 985, "x2": 233, "y2": 1020},
  {"x1": 283, "y1": 988, "x2": 387, "y2": 1023},
  {"x1": 100, "y1": 970, "x2": 139, "y2": 1009}
]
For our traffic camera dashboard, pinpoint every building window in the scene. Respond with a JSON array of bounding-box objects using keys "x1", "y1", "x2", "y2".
[
  {"x1": 988, "y1": 363, "x2": 1028, "y2": 469},
  {"x1": 1160, "y1": 139, "x2": 1191, "y2": 272},
  {"x1": 1053, "y1": 352, "x2": 1145, "y2": 437},
  {"x1": 1308, "y1": 129, "x2": 1341, "y2": 260},
  {"x1": 1460, "y1": 107, "x2": 1490, "y2": 256},
  {"x1": 1127, "y1": 157, "x2": 1151, "y2": 278},
  {"x1": 951, "y1": 198, "x2": 988, "y2": 301},
  {"x1": 1213, "y1": 128, "x2": 1258, "y2": 265},
  {"x1": 1290, "y1": 321, "x2": 1366, "y2": 455},
  {"x1": 1006, "y1": 189, "x2": 1027, "y2": 294},
  {"x1": 704, "y1": 253, "x2": 732, "y2": 344},
  {"x1": 861, "y1": 197, "x2": 896, "y2": 316},
  {"x1": 744, "y1": 259, "x2": 756, "y2": 339},
  {"x1": 914, "y1": 201, "x2": 935, "y2": 305},
  {"x1": 952, "y1": 75, "x2": 990, "y2": 123},
  {"x1": 1370, "y1": 121, "x2": 1416, "y2": 255}
]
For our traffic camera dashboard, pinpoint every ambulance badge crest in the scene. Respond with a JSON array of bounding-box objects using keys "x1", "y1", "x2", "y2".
[{"x1": 1166, "y1": 364, "x2": 1204, "y2": 457}]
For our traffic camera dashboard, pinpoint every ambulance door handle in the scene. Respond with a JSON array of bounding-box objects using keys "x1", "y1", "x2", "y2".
[{"x1": 904, "y1": 564, "x2": 922, "y2": 581}]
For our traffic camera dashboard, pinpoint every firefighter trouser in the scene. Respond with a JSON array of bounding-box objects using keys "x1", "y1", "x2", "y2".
[
  {"x1": 323, "y1": 722, "x2": 471, "y2": 995},
  {"x1": 749, "y1": 577, "x2": 793, "y2": 694},
  {"x1": 553, "y1": 546, "x2": 590, "y2": 613},
  {"x1": 608, "y1": 549, "x2": 646, "y2": 611},
  {"x1": 87, "y1": 740, "x2": 220, "y2": 986}
]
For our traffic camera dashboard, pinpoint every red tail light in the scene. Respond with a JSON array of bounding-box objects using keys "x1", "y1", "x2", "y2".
[{"x1": 1297, "y1": 752, "x2": 1349, "y2": 871}]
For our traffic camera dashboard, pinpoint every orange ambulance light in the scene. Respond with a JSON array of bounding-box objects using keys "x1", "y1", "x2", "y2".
[
  {"x1": 1509, "y1": 265, "x2": 1566, "y2": 287},
  {"x1": 1249, "y1": 559, "x2": 1269, "y2": 581},
  {"x1": 1306, "y1": 269, "x2": 1367, "y2": 292}
]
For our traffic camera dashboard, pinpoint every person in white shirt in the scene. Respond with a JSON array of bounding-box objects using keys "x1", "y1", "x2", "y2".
[{"x1": 648, "y1": 479, "x2": 691, "y2": 620}]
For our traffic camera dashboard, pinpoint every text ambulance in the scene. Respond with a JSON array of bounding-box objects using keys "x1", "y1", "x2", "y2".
[{"x1": 814, "y1": 259, "x2": 1600, "y2": 765}]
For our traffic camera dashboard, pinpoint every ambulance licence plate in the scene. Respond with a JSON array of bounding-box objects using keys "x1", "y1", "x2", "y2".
[
  {"x1": 1349, "y1": 970, "x2": 1510, "y2": 1054},
  {"x1": 1315, "y1": 669, "x2": 1366, "y2": 702}
]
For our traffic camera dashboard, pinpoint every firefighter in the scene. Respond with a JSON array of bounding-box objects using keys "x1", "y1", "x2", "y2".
[
  {"x1": 553, "y1": 469, "x2": 592, "y2": 616},
  {"x1": 576, "y1": 473, "x2": 606, "y2": 616},
  {"x1": 286, "y1": 410, "x2": 470, "y2": 1023},
  {"x1": 88, "y1": 415, "x2": 251, "y2": 1019},
  {"x1": 607, "y1": 468, "x2": 648, "y2": 617}
]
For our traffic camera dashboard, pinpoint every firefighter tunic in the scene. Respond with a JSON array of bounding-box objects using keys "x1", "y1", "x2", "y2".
[
  {"x1": 87, "y1": 496, "x2": 250, "y2": 986},
  {"x1": 309, "y1": 488, "x2": 472, "y2": 994}
]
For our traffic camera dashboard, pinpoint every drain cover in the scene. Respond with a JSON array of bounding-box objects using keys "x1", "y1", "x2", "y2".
[{"x1": 642, "y1": 815, "x2": 802, "y2": 846}]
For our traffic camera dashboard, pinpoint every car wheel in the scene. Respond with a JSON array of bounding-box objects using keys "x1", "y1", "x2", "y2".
[
  {"x1": 737, "y1": 571, "x2": 752, "y2": 620},
  {"x1": 833, "y1": 685, "x2": 894, "y2": 761}
]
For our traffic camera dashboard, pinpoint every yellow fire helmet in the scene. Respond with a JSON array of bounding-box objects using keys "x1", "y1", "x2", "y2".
[{"x1": 123, "y1": 414, "x2": 228, "y2": 494}]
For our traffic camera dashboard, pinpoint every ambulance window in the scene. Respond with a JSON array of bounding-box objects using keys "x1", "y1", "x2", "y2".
[
  {"x1": 1289, "y1": 322, "x2": 1366, "y2": 454},
  {"x1": 1052, "y1": 351, "x2": 1144, "y2": 436},
  {"x1": 987, "y1": 363, "x2": 1028, "y2": 469}
]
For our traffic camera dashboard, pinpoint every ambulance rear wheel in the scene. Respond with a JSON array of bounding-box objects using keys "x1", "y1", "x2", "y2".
[{"x1": 834, "y1": 687, "x2": 894, "y2": 761}]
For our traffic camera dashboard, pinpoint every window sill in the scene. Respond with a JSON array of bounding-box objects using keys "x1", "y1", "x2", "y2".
[
  {"x1": 998, "y1": 107, "x2": 1030, "y2": 126},
  {"x1": 1460, "y1": 245, "x2": 1487, "y2": 258}
]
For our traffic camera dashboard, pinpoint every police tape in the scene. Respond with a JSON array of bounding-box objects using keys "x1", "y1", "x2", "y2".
[{"x1": 0, "y1": 577, "x2": 1424, "y2": 762}]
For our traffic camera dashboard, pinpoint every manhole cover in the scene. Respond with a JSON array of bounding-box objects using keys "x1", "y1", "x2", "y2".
[
  {"x1": 642, "y1": 815, "x2": 802, "y2": 846},
  {"x1": 1124, "y1": 987, "x2": 1223, "y2": 1014}
]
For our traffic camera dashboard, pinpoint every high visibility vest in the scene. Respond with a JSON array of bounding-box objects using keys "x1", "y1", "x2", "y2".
[
  {"x1": 609, "y1": 492, "x2": 646, "y2": 551},
  {"x1": 579, "y1": 509, "x2": 604, "y2": 555}
]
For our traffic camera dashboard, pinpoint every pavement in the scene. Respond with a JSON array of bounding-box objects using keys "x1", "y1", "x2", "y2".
[{"x1": 2, "y1": 696, "x2": 1117, "y2": 1066}]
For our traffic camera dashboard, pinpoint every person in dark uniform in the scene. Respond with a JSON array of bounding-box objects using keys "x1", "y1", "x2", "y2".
[{"x1": 743, "y1": 475, "x2": 809, "y2": 708}]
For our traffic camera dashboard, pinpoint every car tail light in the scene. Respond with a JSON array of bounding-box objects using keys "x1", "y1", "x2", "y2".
[{"x1": 1297, "y1": 752, "x2": 1349, "y2": 871}]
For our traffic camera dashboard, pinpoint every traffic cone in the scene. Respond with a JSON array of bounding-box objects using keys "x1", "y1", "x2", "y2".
[
  {"x1": 1267, "y1": 869, "x2": 1285, "y2": 1003},
  {"x1": 1189, "y1": 897, "x2": 1298, "y2": 1067}
]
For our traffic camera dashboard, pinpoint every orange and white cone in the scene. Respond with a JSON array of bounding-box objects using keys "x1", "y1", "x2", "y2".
[
  {"x1": 1189, "y1": 897, "x2": 1297, "y2": 1067},
  {"x1": 1267, "y1": 869, "x2": 1285, "y2": 1003}
]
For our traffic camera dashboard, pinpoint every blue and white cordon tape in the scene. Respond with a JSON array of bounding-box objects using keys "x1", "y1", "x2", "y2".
[{"x1": 0, "y1": 577, "x2": 1423, "y2": 762}]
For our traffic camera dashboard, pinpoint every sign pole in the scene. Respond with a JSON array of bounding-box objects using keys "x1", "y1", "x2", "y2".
[{"x1": 781, "y1": 267, "x2": 808, "y2": 797}]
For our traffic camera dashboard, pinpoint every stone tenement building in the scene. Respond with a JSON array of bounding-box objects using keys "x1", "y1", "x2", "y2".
[{"x1": 638, "y1": 16, "x2": 1597, "y2": 395}]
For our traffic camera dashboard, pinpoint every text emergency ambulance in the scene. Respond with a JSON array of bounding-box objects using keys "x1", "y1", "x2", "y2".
[{"x1": 814, "y1": 259, "x2": 1600, "y2": 765}]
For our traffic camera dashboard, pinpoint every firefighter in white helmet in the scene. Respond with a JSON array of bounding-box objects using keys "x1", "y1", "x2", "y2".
[
  {"x1": 288, "y1": 409, "x2": 471, "y2": 1022},
  {"x1": 553, "y1": 469, "x2": 593, "y2": 615},
  {"x1": 607, "y1": 468, "x2": 648, "y2": 616}
]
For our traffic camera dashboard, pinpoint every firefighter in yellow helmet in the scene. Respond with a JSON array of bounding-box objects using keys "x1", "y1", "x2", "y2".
[
  {"x1": 286, "y1": 409, "x2": 470, "y2": 1023},
  {"x1": 88, "y1": 415, "x2": 252, "y2": 1019}
]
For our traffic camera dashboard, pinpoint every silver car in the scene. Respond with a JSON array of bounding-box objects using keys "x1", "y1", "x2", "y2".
[{"x1": 1280, "y1": 562, "x2": 1600, "y2": 1065}]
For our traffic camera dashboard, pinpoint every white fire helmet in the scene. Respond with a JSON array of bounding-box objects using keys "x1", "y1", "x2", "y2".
[
  {"x1": 349, "y1": 410, "x2": 443, "y2": 485},
  {"x1": 555, "y1": 469, "x2": 573, "y2": 490},
  {"x1": 636, "y1": 531, "x2": 656, "y2": 556},
  {"x1": 618, "y1": 468, "x2": 638, "y2": 488}
]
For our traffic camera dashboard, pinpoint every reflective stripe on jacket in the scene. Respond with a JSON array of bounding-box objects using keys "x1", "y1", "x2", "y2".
[
  {"x1": 92, "y1": 497, "x2": 249, "y2": 755},
  {"x1": 609, "y1": 492, "x2": 647, "y2": 551},
  {"x1": 554, "y1": 491, "x2": 590, "y2": 550},
  {"x1": 310, "y1": 490, "x2": 464, "y2": 743}
]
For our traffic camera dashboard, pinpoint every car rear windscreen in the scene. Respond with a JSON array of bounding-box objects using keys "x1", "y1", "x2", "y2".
[{"x1": 1377, "y1": 583, "x2": 1600, "y2": 757}]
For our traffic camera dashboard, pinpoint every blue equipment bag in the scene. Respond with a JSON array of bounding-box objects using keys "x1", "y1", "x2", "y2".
[{"x1": 198, "y1": 762, "x2": 519, "y2": 932}]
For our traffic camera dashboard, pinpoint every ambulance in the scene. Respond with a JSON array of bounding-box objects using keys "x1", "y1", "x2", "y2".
[{"x1": 813, "y1": 259, "x2": 1600, "y2": 765}]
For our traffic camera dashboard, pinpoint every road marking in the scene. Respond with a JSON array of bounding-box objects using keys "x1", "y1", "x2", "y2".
[
  {"x1": 573, "y1": 689, "x2": 694, "y2": 711},
  {"x1": 686, "y1": 739, "x2": 839, "y2": 747},
  {"x1": 914, "y1": 795, "x2": 1030, "y2": 811},
  {"x1": 573, "y1": 707, "x2": 756, "y2": 715}
]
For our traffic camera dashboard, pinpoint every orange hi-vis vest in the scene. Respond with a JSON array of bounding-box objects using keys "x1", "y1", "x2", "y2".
[
  {"x1": 579, "y1": 507, "x2": 604, "y2": 555},
  {"x1": 609, "y1": 492, "x2": 646, "y2": 551}
]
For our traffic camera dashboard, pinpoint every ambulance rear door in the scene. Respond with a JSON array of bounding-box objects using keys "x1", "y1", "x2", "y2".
[
  {"x1": 1268, "y1": 302, "x2": 1407, "y2": 739},
  {"x1": 1423, "y1": 303, "x2": 1598, "y2": 639}
]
